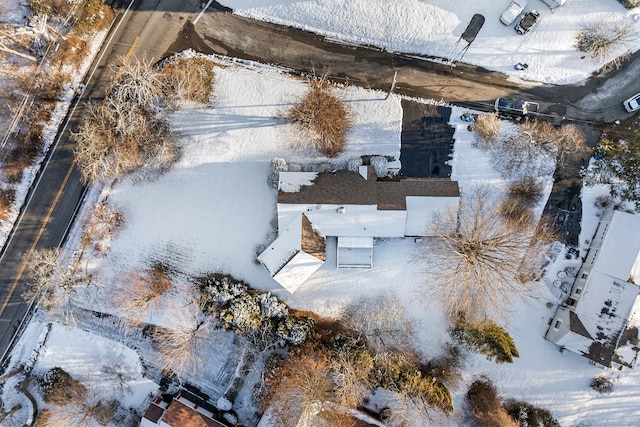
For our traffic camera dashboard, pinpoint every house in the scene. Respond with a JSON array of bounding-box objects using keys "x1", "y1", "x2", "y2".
[
  {"x1": 545, "y1": 210, "x2": 640, "y2": 367},
  {"x1": 258, "y1": 165, "x2": 460, "y2": 293},
  {"x1": 140, "y1": 391, "x2": 227, "y2": 427}
]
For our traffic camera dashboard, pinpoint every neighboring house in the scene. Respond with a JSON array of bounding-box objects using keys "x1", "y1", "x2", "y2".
[
  {"x1": 140, "y1": 391, "x2": 227, "y2": 427},
  {"x1": 545, "y1": 210, "x2": 640, "y2": 368},
  {"x1": 258, "y1": 165, "x2": 460, "y2": 293}
]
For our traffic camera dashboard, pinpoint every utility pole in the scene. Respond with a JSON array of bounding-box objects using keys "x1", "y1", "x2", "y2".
[{"x1": 385, "y1": 71, "x2": 397, "y2": 100}]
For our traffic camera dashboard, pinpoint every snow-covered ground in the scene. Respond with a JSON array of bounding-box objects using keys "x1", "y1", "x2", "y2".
[{"x1": 219, "y1": 0, "x2": 640, "y2": 85}]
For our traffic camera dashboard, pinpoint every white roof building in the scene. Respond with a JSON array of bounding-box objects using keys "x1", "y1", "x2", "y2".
[
  {"x1": 545, "y1": 210, "x2": 640, "y2": 367},
  {"x1": 258, "y1": 166, "x2": 460, "y2": 293}
]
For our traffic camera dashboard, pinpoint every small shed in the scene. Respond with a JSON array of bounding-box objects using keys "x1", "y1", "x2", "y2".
[{"x1": 337, "y1": 236, "x2": 374, "y2": 268}]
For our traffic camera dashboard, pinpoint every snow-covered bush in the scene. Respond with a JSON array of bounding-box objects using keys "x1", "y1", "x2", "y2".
[
  {"x1": 200, "y1": 274, "x2": 314, "y2": 348},
  {"x1": 347, "y1": 157, "x2": 363, "y2": 172},
  {"x1": 276, "y1": 315, "x2": 315, "y2": 346},
  {"x1": 220, "y1": 293, "x2": 262, "y2": 333},
  {"x1": 216, "y1": 396, "x2": 233, "y2": 411},
  {"x1": 370, "y1": 156, "x2": 388, "y2": 177}
]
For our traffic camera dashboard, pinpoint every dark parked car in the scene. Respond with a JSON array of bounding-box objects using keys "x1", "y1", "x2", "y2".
[
  {"x1": 515, "y1": 10, "x2": 540, "y2": 34},
  {"x1": 494, "y1": 97, "x2": 539, "y2": 115}
]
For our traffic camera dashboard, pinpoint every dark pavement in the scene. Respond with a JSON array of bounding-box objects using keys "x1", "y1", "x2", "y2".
[{"x1": 399, "y1": 102, "x2": 454, "y2": 179}]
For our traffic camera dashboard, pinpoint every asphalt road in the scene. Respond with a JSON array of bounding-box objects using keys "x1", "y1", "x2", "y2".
[{"x1": 0, "y1": 0, "x2": 203, "y2": 368}]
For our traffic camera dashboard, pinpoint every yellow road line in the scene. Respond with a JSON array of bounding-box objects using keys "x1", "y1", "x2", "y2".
[{"x1": 0, "y1": 160, "x2": 77, "y2": 316}]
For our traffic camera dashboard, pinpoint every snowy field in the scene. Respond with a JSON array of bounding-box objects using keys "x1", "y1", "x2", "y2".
[{"x1": 219, "y1": 0, "x2": 640, "y2": 85}]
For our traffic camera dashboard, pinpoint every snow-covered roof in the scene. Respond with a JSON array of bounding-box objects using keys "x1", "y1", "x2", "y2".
[
  {"x1": 404, "y1": 196, "x2": 459, "y2": 236},
  {"x1": 547, "y1": 210, "x2": 640, "y2": 366},
  {"x1": 283, "y1": 204, "x2": 407, "y2": 238},
  {"x1": 258, "y1": 214, "x2": 303, "y2": 275},
  {"x1": 272, "y1": 251, "x2": 325, "y2": 293},
  {"x1": 276, "y1": 168, "x2": 459, "y2": 238},
  {"x1": 278, "y1": 172, "x2": 318, "y2": 193},
  {"x1": 575, "y1": 271, "x2": 640, "y2": 344},
  {"x1": 260, "y1": 167, "x2": 460, "y2": 291},
  {"x1": 595, "y1": 211, "x2": 640, "y2": 284}
]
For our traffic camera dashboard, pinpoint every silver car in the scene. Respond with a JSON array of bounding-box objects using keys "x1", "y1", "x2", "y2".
[
  {"x1": 500, "y1": 0, "x2": 527, "y2": 25},
  {"x1": 623, "y1": 93, "x2": 640, "y2": 113}
]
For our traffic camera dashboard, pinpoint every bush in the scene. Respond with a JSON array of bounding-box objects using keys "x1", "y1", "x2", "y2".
[
  {"x1": 200, "y1": 274, "x2": 315, "y2": 349},
  {"x1": 474, "y1": 113, "x2": 501, "y2": 145},
  {"x1": 81, "y1": 202, "x2": 124, "y2": 255},
  {"x1": 38, "y1": 367, "x2": 87, "y2": 404},
  {"x1": 466, "y1": 378, "x2": 517, "y2": 427},
  {"x1": 452, "y1": 317, "x2": 520, "y2": 364},
  {"x1": 161, "y1": 55, "x2": 216, "y2": 105},
  {"x1": 594, "y1": 195, "x2": 614, "y2": 210},
  {"x1": 508, "y1": 177, "x2": 544, "y2": 208},
  {"x1": 0, "y1": 188, "x2": 16, "y2": 222},
  {"x1": 424, "y1": 344, "x2": 464, "y2": 389},
  {"x1": 27, "y1": 0, "x2": 73, "y2": 17},
  {"x1": 590, "y1": 374, "x2": 613, "y2": 393},
  {"x1": 499, "y1": 197, "x2": 534, "y2": 225},
  {"x1": 4, "y1": 118, "x2": 46, "y2": 183},
  {"x1": 72, "y1": 0, "x2": 115, "y2": 35},
  {"x1": 503, "y1": 399, "x2": 560, "y2": 427},
  {"x1": 575, "y1": 20, "x2": 632, "y2": 67},
  {"x1": 288, "y1": 78, "x2": 353, "y2": 157}
]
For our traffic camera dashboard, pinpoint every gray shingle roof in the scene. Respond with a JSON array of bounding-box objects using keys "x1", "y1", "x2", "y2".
[{"x1": 278, "y1": 167, "x2": 460, "y2": 209}]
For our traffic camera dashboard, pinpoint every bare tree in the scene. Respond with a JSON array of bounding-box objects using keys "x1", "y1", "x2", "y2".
[
  {"x1": 264, "y1": 346, "x2": 355, "y2": 427},
  {"x1": 494, "y1": 120, "x2": 587, "y2": 178},
  {"x1": 107, "y1": 58, "x2": 163, "y2": 110},
  {"x1": 38, "y1": 397, "x2": 123, "y2": 427},
  {"x1": 111, "y1": 264, "x2": 173, "y2": 324},
  {"x1": 101, "y1": 361, "x2": 135, "y2": 396},
  {"x1": 73, "y1": 59, "x2": 179, "y2": 185},
  {"x1": 81, "y1": 201, "x2": 124, "y2": 256},
  {"x1": 575, "y1": 20, "x2": 634, "y2": 68},
  {"x1": 421, "y1": 187, "x2": 555, "y2": 323},
  {"x1": 151, "y1": 294, "x2": 219, "y2": 377},
  {"x1": 330, "y1": 335, "x2": 374, "y2": 408},
  {"x1": 343, "y1": 297, "x2": 415, "y2": 355},
  {"x1": 73, "y1": 99, "x2": 177, "y2": 184},
  {"x1": 23, "y1": 249, "x2": 92, "y2": 322}
]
